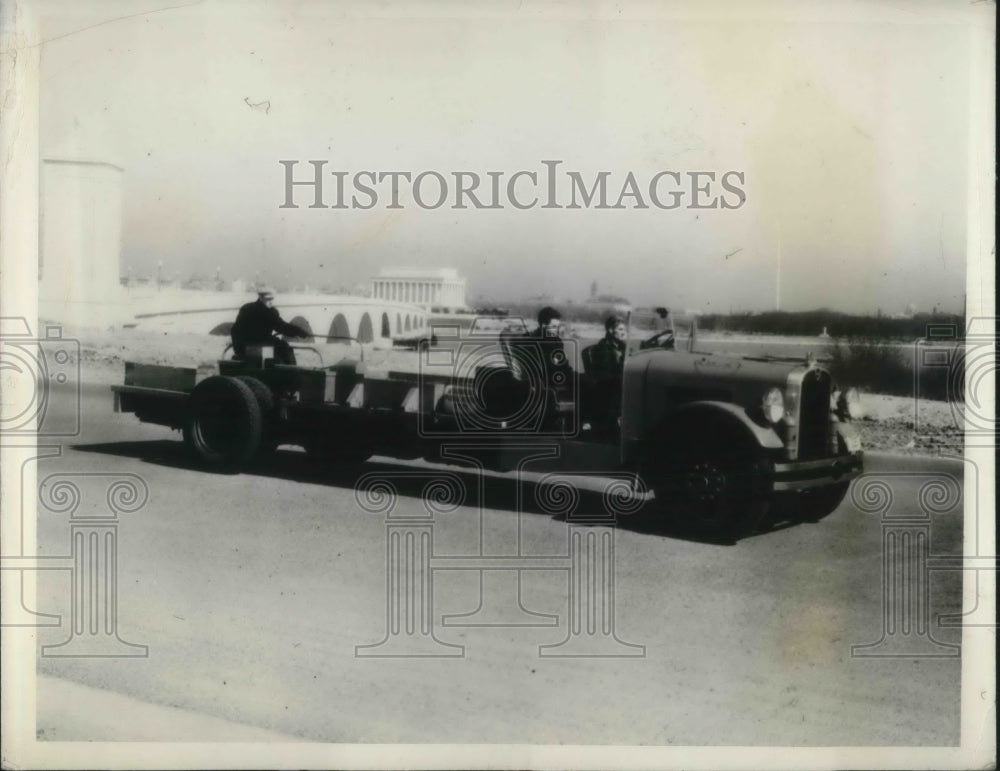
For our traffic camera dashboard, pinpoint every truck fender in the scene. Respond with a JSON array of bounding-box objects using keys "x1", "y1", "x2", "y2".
[{"x1": 647, "y1": 400, "x2": 784, "y2": 454}]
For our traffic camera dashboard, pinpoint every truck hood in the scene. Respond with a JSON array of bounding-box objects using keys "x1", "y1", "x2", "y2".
[{"x1": 628, "y1": 347, "x2": 805, "y2": 405}]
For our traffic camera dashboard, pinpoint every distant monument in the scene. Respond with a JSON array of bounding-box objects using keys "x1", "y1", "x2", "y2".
[{"x1": 370, "y1": 267, "x2": 468, "y2": 313}]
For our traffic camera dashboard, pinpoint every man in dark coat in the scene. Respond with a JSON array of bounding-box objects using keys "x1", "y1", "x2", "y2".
[
  {"x1": 588, "y1": 315, "x2": 627, "y2": 374},
  {"x1": 515, "y1": 306, "x2": 572, "y2": 384},
  {"x1": 531, "y1": 305, "x2": 563, "y2": 339},
  {"x1": 581, "y1": 315, "x2": 628, "y2": 436},
  {"x1": 231, "y1": 287, "x2": 308, "y2": 364}
]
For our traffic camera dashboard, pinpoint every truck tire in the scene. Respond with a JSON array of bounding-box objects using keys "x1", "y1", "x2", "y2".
[
  {"x1": 234, "y1": 375, "x2": 278, "y2": 456},
  {"x1": 183, "y1": 376, "x2": 263, "y2": 466},
  {"x1": 647, "y1": 416, "x2": 771, "y2": 540},
  {"x1": 234, "y1": 375, "x2": 275, "y2": 414}
]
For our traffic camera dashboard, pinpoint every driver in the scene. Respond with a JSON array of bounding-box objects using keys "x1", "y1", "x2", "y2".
[
  {"x1": 643, "y1": 307, "x2": 675, "y2": 350},
  {"x1": 231, "y1": 287, "x2": 309, "y2": 365}
]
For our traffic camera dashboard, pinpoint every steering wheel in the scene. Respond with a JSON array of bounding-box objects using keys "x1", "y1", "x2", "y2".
[{"x1": 640, "y1": 329, "x2": 675, "y2": 350}]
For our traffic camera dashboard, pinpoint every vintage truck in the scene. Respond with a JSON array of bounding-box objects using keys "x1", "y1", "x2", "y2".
[{"x1": 112, "y1": 311, "x2": 864, "y2": 537}]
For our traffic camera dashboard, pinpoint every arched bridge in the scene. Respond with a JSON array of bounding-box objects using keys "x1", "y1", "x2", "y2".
[{"x1": 130, "y1": 291, "x2": 430, "y2": 345}]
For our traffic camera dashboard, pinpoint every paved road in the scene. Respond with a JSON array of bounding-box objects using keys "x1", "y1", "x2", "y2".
[{"x1": 21, "y1": 381, "x2": 965, "y2": 744}]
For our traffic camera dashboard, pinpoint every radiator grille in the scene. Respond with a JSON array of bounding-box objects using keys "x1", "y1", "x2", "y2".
[{"x1": 798, "y1": 368, "x2": 832, "y2": 460}]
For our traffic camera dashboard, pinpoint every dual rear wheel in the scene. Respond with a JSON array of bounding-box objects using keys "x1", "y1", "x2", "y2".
[
  {"x1": 183, "y1": 376, "x2": 263, "y2": 466},
  {"x1": 184, "y1": 375, "x2": 373, "y2": 467}
]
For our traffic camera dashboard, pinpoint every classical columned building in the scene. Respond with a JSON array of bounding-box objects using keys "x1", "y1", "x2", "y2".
[{"x1": 370, "y1": 267, "x2": 467, "y2": 311}]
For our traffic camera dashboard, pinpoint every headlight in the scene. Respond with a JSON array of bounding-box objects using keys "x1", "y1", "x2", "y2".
[
  {"x1": 762, "y1": 387, "x2": 785, "y2": 423},
  {"x1": 837, "y1": 387, "x2": 864, "y2": 420}
]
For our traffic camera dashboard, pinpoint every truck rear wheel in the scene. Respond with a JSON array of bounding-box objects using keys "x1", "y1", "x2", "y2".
[
  {"x1": 234, "y1": 375, "x2": 278, "y2": 456},
  {"x1": 234, "y1": 375, "x2": 275, "y2": 414},
  {"x1": 183, "y1": 376, "x2": 263, "y2": 466}
]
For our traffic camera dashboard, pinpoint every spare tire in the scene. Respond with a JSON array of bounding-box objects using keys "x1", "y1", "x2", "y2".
[{"x1": 183, "y1": 376, "x2": 262, "y2": 466}]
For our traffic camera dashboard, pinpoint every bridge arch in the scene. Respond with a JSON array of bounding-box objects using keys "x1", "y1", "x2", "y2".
[
  {"x1": 357, "y1": 313, "x2": 374, "y2": 343},
  {"x1": 327, "y1": 313, "x2": 351, "y2": 342},
  {"x1": 289, "y1": 316, "x2": 315, "y2": 342}
]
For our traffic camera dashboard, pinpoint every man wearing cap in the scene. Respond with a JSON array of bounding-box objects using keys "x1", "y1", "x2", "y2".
[{"x1": 231, "y1": 287, "x2": 309, "y2": 365}]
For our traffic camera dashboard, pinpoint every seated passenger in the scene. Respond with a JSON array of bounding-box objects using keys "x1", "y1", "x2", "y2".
[{"x1": 231, "y1": 287, "x2": 309, "y2": 365}]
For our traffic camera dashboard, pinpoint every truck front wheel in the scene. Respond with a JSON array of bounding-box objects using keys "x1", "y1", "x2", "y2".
[
  {"x1": 647, "y1": 422, "x2": 771, "y2": 540},
  {"x1": 183, "y1": 376, "x2": 263, "y2": 466}
]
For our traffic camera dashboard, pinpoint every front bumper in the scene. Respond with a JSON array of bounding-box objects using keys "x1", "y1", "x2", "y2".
[{"x1": 771, "y1": 452, "x2": 864, "y2": 491}]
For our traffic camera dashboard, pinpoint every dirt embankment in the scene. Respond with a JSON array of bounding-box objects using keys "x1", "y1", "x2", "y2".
[
  {"x1": 854, "y1": 393, "x2": 963, "y2": 456},
  {"x1": 68, "y1": 325, "x2": 965, "y2": 457}
]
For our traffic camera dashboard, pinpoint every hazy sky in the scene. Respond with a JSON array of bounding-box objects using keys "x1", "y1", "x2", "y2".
[{"x1": 38, "y1": 0, "x2": 985, "y2": 313}]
